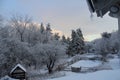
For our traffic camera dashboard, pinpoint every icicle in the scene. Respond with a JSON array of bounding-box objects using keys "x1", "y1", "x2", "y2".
[
  {"x1": 99, "y1": 10, "x2": 103, "y2": 18},
  {"x1": 90, "y1": 13, "x2": 94, "y2": 19}
]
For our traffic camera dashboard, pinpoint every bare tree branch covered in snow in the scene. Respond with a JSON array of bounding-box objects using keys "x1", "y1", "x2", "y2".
[
  {"x1": 0, "y1": 14, "x2": 67, "y2": 77},
  {"x1": 10, "y1": 14, "x2": 32, "y2": 42},
  {"x1": 33, "y1": 43, "x2": 66, "y2": 74},
  {"x1": 95, "y1": 32, "x2": 111, "y2": 62},
  {"x1": 0, "y1": 38, "x2": 36, "y2": 77}
]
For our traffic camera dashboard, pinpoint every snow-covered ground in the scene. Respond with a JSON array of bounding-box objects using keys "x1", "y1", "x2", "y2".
[
  {"x1": 48, "y1": 58, "x2": 120, "y2": 80},
  {"x1": 0, "y1": 76, "x2": 18, "y2": 80},
  {"x1": 48, "y1": 69, "x2": 120, "y2": 80},
  {"x1": 70, "y1": 60, "x2": 100, "y2": 67},
  {"x1": 1, "y1": 55, "x2": 120, "y2": 80}
]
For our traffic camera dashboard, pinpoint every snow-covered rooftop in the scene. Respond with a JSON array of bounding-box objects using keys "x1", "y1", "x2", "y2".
[{"x1": 10, "y1": 64, "x2": 26, "y2": 73}]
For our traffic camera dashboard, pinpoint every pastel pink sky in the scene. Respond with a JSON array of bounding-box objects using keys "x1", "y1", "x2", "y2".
[{"x1": 0, "y1": 0, "x2": 118, "y2": 41}]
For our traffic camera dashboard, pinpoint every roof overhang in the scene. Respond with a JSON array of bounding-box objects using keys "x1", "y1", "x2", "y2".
[{"x1": 86, "y1": 0, "x2": 120, "y2": 17}]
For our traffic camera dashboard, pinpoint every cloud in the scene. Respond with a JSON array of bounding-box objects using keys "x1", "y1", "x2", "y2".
[
  {"x1": 52, "y1": 29, "x2": 63, "y2": 37},
  {"x1": 84, "y1": 34, "x2": 101, "y2": 41},
  {"x1": 2, "y1": 0, "x2": 118, "y2": 42}
]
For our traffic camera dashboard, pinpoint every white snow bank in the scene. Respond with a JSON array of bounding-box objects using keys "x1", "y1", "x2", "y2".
[
  {"x1": 70, "y1": 60, "x2": 100, "y2": 67},
  {"x1": 47, "y1": 57, "x2": 120, "y2": 80},
  {"x1": 85, "y1": 55, "x2": 96, "y2": 58},
  {"x1": 0, "y1": 75, "x2": 18, "y2": 80},
  {"x1": 108, "y1": 58, "x2": 120, "y2": 69},
  {"x1": 48, "y1": 69, "x2": 120, "y2": 80}
]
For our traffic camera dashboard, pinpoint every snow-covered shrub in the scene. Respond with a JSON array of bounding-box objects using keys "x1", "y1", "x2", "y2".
[
  {"x1": 33, "y1": 43, "x2": 66, "y2": 74},
  {"x1": 0, "y1": 38, "x2": 35, "y2": 77},
  {"x1": 94, "y1": 32, "x2": 111, "y2": 62}
]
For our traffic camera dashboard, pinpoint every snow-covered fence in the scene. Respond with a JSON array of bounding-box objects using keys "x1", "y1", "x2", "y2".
[
  {"x1": 71, "y1": 67, "x2": 81, "y2": 72},
  {"x1": 55, "y1": 61, "x2": 80, "y2": 71},
  {"x1": 70, "y1": 67, "x2": 90, "y2": 73},
  {"x1": 54, "y1": 55, "x2": 94, "y2": 72},
  {"x1": 55, "y1": 64, "x2": 66, "y2": 71},
  {"x1": 80, "y1": 65, "x2": 112, "y2": 73},
  {"x1": 70, "y1": 64, "x2": 112, "y2": 73}
]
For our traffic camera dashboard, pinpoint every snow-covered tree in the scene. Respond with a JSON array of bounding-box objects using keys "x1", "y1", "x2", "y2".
[
  {"x1": 0, "y1": 26, "x2": 10, "y2": 39},
  {"x1": 0, "y1": 15, "x2": 3, "y2": 28},
  {"x1": 10, "y1": 14, "x2": 32, "y2": 42},
  {"x1": 33, "y1": 43, "x2": 65, "y2": 73},
  {"x1": 76, "y1": 28, "x2": 85, "y2": 54},
  {"x1": 40, "y1": 23, "x2": 45, "y2": 33},
  {"x1": 110, "y1": 31, "x2": 120, "y2": 54},
  {"x1": 95, "y1": 32, "x2": 111, "y2": 62},
  {"x1": 0, "y1": 14, "x2": 67, "y2": 76},
  {"x1": 67, "y1": 28, "x2": 85, "y2": 56},
  {"x1": 76, "y1": 28, "x2": 84, "y2": 40},
  {"x1": 61, "y1": 35, "x2": 68, "y2": 45},
  {"x1": 66, "y1": 30, "x2": 76, "y2": 56},
  {"x1": 54, "y1": 33, "x2": 60, "y2": 41},
  {"x1": 85, "y1": 42, "x2": 95, "y2": 53},
  {"x1": 42, "y1": 23, "x2": 52, "y2": 43},
  {"x1": 26, "y1": 23, "x2": 41, "y2": 45},
  {"x1": 0, "y1": 38, "x2": 36, "y2": 77},
  {"x1": 66, "y1": 37, "x2": 71, "y2": 44}
]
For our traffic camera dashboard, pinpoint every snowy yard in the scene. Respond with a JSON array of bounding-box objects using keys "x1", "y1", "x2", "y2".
[
  {"x1": 48, "y1": 69, "x2": 120, "y2": 80},
  {"x1": 47, "y1": 58, "x2": 120, "y2": 80},
  {"x1": 1, "y1": 1, "x2": 120, "y2": 80},
  {"x1": 0, "y1": 56, "x2": 120, "y2": 80}
]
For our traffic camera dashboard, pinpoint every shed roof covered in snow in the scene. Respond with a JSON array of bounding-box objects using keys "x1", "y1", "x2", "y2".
[
  {"x1": 10, "y1": 64, "x2": 26, "y2": 79},
  {"x1": 10, "y1": 64, "x2": 26, "y2": 74}
]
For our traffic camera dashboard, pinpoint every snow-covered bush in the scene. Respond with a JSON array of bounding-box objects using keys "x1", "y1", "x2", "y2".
[
  {"x1": 0, "y1": 38, "x2": 35, "y2": 77},
  {"x1": 0, "y1": 14, "x2": 67, "y2": 76},
  {"x1": 94, "y1": 32, "x2": 111, "y2": 62},
  {"x1": 33, "y1": 43, "x2": 66, "y2": 74}
]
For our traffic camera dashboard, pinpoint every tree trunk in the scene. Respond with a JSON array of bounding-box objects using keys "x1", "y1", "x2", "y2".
[{"x1": 48, "y1": 68, "x2": 52, "y2": 74}]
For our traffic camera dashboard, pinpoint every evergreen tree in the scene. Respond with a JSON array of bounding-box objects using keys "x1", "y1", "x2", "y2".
[
  {"x1": 66, "y1": 30, "x2": 76, "y2": 56},
  {"x1": 76, "y1": 28, "x2": 84, "y2": 40},
  {"x1": 66, "y1": 37, "x2": 71, "y2": 44},
  {"x1": 61, "y1": 35, "x2": 67, "y2": 44},
  {"x1": 43, "y1": 23, "x2": 52, "y2": 43},
  {"x1": 46, "y1": 23, "x2": 52, "y2": 32},
  {"x1": 40, "y1": 23, "x2": 45, "y2": 33},
  {"x1": 102, "y1": 32, "x2": 111, "y2": 39},
  {"x1": 76, "y1": 28, "x2": 85, "y2": 54},
  {"x1": 67, "y1": 28, "x2": 85, "y2": 56},
  {"x1": 54, "y1": 33, "x2": 60, "y2": 41}
]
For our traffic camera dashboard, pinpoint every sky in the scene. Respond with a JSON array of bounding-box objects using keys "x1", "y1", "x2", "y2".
[{"x1": 0, "y1": 0, "x2": 118, "y2": 41}]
